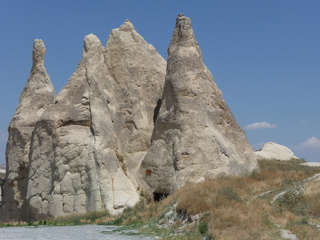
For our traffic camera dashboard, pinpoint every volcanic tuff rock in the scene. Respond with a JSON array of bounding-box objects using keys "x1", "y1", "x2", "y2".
[
  {"x1": 254, "y1": 142, "x2": 298, "y2": 161},
  {"x1": 2, "y1": 15, "x2": 259, "y2": 221},
  {"x1": 138, "y1": 14, "x2": 259, "y2": 194},
  {"x1": 1, "y1": 40, "x2": 55, "y2": 221},
  {"x1": 105, "y1": 20, "x2": 166, "y2": 184},
  {"x1": 26, "y1": 34, "x2": 140, "y2": 220}
]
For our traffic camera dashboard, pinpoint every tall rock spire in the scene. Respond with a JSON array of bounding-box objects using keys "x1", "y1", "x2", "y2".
[
  {"x1": 1, "y1": 39, "x2": 55, "y2": 221},
  {"x1": 138, "y1": 14, "x2": 259, "y2": 194},
  {"x1": 105, "y1": 20, "x2": 166, "y2": 184}
]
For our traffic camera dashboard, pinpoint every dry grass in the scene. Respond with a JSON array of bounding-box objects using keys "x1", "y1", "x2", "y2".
[
  {"x1": 142, "y1": 159, "x2": 320, "y2": 239},
  {"x1": 35, "y1": 158, "x2": 320, "y2": 239},
  {"x1": 106, "y1": 195, "x2": 175, "y2": 226},
  {"x1": 287, "y1": 221, "x2": 320, "y2": 240},
  {"x1": 175, "y1": 175, "x2": 279, "y2": 239},
  {"x1": 209, "y1": 201, "x2": 276, "y2": 240}
]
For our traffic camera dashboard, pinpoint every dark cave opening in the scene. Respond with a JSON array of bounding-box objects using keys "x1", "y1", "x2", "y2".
[{"x1": 153, "y1": 192, "x2": 169, "y2": 202}]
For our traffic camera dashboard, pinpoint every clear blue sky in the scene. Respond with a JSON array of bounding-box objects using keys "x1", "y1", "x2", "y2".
[{"x1": 0, "y1": 0, "x2": 319, "y2": 164}]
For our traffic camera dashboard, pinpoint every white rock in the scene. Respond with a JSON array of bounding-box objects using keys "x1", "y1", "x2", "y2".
[
  {"x1": 280, "y1": 229, "x2": 299, "y2": 240},
  {"x1": 300, "y1": 162, "x2": 320, "y2": 167},
  {"x1": 26, "y1": 34, "x2": 139, "y2": 220},
  {"x1": 138, "y1": 14, "x2": 259, "y2": 194},
  {"x1": 1, "y1": 39, "x2": 55, "y2": 221},
  {"x1": 105, "y1": 19, "x2": 166, "y2": 175},
  {"x1": 255, "y1": 142, "x2": 298, "y2": 161},
  {"x1": 2, "y1": 16, "x2": 262, "y2": 222},
  {"x1": 195, "y1": 177, "x2": 205, "y2": 184}
]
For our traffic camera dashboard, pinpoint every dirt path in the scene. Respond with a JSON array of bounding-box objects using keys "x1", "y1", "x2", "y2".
[{"x1": 0, "y1": 225, "x2": 154, "y2": 240}]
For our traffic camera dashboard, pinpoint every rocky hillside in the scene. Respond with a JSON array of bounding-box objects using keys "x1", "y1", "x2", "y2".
[
  {"x1": 1, "y1": 14, "x2": 258, "y2": 222},
  {"x1": 107, "y1": 158, "x2": 320, "y2": 240}
]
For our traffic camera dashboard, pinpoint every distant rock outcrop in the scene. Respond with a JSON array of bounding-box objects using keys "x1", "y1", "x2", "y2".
[
  {"x1": 2, "y1": 15, "x2": 258, "y2": 221},
  {"x1": 300, "y1": 162, "x2": 320, "y2": 167},
  {"x1": 1, "y1": 40, "x2": 55, "y2": 221},
  {"x1": 254, "y1": 142, "x2": 298, "y2": 161},
  {"x1": 138, "y1": 14, "x2": 258, "y2": 194}
]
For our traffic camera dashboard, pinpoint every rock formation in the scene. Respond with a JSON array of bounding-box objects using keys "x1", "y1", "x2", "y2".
[
  {"x1": 138, "y1": 14, "x2": 258, "y2": 194},
  {"x1": 104, "y1": 20, "x2": 166, "y2": 185},
  {"x1": 255, "y1": 142, "x2": 298, "y2": 161},
  {"x1": 1, "y1": 40, "x2": 55, "y2": 221},
  {"x1": 3, "y1": 21, "x2": 166, "y2": 221},
  {"x1": 26, "y1": 34, "x2": 140, "y2": 220},
  {"x1": 2, "y1": 15, "x2": 259, "y2": 221}
]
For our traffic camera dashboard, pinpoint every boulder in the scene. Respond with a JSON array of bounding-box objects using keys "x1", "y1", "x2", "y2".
[
  {"x1": 138, "y1": 14, "x2": 259, "y2": 195},
  {"x1": 1, "y1": 40, "x2": 55, "y2": 221},
  {"x1": 300, "y1": 162, "x2": 320, "y2": 167},
  {"x1": 254, "y1": 142, "x2": 298, "y2": 161}
]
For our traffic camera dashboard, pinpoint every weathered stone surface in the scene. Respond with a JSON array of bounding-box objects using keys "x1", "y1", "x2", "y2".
[
  {"x1": 1, "y1": 40, "x2": 55, "y2": 221},
  {"x1": 254, "y1": 142, "x2": 298, "y2": 161},
  {"x1": 2, "y1": 16, "x2": 260, "y2": 221},
  {"x1": 2, "y1": 19, "x2": 166, "y2": 220},
  {"x1": 25, "y1": 34, "x2": 139, "y2": 220},
  {"x1": 105, "y1": 20, "x2": 166, "y2": 184},
  {"x1": 138, "y1": 14, "x2": 259, "y2": 194},
  {"x1": 0, "y1": 164, "x2": 5, "y2": 179}
]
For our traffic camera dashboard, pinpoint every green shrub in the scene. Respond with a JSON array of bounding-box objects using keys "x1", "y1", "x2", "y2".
[
  {"x1": 277, "y1": 184, "x2": 306, "y2": 213},
  {"x1": 198, "y1": 221, "x2": 208, "y2": 235}
]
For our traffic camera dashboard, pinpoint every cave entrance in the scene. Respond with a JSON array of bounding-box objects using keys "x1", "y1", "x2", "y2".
[{"x1": 153, "y1": 192, "x2": 169, "y2": 202}]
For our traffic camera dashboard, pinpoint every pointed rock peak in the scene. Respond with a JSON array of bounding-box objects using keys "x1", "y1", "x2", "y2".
[
  {"x1": 119, "y1": 19, "x2": 135, "y2": 32},
  {"x1": 32, "y1": 39, "x2": 46, "y2": 66},
  {"x1": 84, "y1": 33, "x2": 101, "y2": 45},
  {"x1": 175, "y1": 13, "x2": 190, "y2": 30},
  {"x1": 170, "y1": 14, "x2": 197, "y2": 50},
  {"x1": 19, "y1": 38, "x2": 54, "y2": 104},
  {"x1": 138, "y1": 14, "x2": 258, "y2": 193},
  {"x1": 83, "y1": 33, "x2": 102, "y2": 52}
]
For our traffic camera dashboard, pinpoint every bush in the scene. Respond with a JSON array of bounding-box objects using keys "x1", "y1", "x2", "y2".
[
  {"x1": 198, "y1": 221, "x2": 208, "y2": 235},
  {"x1": 277, "y1": 184, "x2": 305, "y2": 210}
]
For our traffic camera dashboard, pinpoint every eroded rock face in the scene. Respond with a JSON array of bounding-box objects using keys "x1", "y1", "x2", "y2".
[
  {"x1": 1, "y1": 40, "x2": 55, "y2": 221},
  {"x1": 138, "y1": 14, "x2": 259, "y2": 194},
  {"x1": 105, "y1": 20, "x2": 166, "y2": 183},
  {"x1": 254, "y1": 142, "x2": 298, "y2": 161},
  {"x1": 2, "y1": 20, "x2": 166, "y2": 221},
  {"x1": 26, "y1": 34, "x2": 139, "y2": 220},
  {"x1": 3, "y1": 16, "x2": 258, "y2": 221}
]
